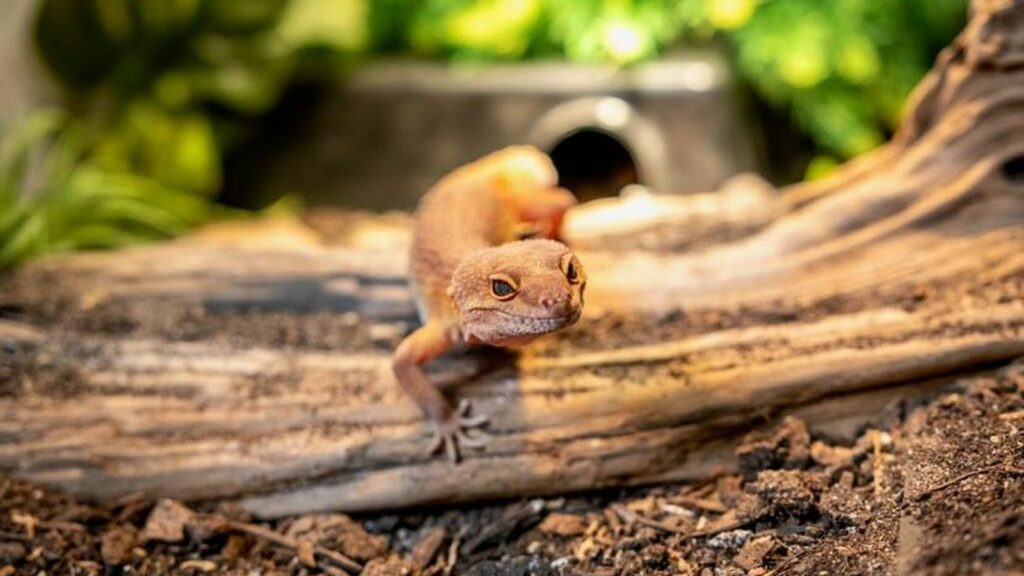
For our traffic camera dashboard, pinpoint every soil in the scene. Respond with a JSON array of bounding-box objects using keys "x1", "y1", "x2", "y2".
[{"x1": 1, "y1": 370, "x2": 1021, "y2": 575}]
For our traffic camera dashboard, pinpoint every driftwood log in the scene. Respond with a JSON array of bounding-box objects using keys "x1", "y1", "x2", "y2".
[{"x1": 1, "y1": 0, "x2": 1023, "y2": 517}]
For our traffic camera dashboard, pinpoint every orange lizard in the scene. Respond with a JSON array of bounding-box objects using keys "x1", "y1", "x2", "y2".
[{"x1": 393, "y1": 146, "x2": 587, "y2": 462}]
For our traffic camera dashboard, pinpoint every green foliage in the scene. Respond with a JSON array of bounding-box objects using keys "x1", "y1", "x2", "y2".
[
  {"x1": 0, "y1": 110, "x2": 217, "y2": 270},
  {"x1": 34, "y1": 0, "x2": 367, "y2": 197},
  {"x1": 2, "y1": 0, "x2": 366, "y2": 271},
  {"x1": 370, "y1": 0, "x2": 968, "y2": 163},
  {"x1": 10, "y1": 0, "x2": 966, "y2": 271},
  {"x1": 724, "y1": 0, "x2": 965, "y2": 159}
]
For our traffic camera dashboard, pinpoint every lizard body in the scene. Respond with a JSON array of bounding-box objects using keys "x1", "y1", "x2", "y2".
[{"x1": 394, "y1": 146, "x2": 586, "y2": 462}]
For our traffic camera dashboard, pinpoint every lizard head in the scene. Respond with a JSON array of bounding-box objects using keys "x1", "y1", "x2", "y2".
[{"x1": 448, "y1": 239, "x2": 586, "y2": 347}]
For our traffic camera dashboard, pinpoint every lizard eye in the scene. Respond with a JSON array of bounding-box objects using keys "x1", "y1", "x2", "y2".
[
  {"x1": 489, "y1": 274, "x2": 518, "y2": 300},
  {"x1": 560, "y1": 253, "x2": 583, "y2": 285}
]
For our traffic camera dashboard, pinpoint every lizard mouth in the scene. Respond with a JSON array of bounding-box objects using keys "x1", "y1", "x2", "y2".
[
  {"x1": 468, "y1": 307, "x2": 580, "y2": 323},
  {"x1": 469, "y1": 308, "x2": 579, "y2": 322},
  {"x1": 464, "y1": 307, "x2": 582, "y2": 337}
]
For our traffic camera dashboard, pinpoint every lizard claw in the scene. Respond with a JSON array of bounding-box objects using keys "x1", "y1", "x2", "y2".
[{"x1": 426, "y1": 400, "x2": 492, "y2": 463}]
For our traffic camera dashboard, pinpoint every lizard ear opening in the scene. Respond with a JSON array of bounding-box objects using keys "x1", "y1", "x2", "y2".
[{"x1": 488, "y1": 273, "x2": 519, "y2": 301}]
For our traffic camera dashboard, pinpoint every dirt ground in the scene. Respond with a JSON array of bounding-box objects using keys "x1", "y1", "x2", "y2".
[{"x1": 1, "y1": 367, "x2": 1021, "y2": 575}]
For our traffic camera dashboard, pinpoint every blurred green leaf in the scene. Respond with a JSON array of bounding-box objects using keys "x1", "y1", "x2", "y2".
[
  {"x1": 0, "y1": 111, "x2": 219, "y2": 271},
  {"x1": 93, "y1": 0, "x2": 133, "y2": 42},
  {"x1": 837, "y1": 36, "x2": 880, "y2": 84},
  {"x1": 277, "y1": 0, "x2": 368, "y2": 52},
  {"x1": 155, "y1": 115, "x2": 222, "y2": 194},
  {"x1": 0, "y1": 109, "x2": 69, "y2": 196},
  {"x1": 34, "y1": 0, "x2": 123, "y2": 88},
  {"x1": 135, "y1": 0, "x2": 201, "y2": 35},
  {"x1": 204, "y1": 0, "x2": 288, "y2": 33},
  {"x1": 19, "y1": 0, "x2": 970, "y2": 271},
  {"x1": 707, "y1": 0, "x2": 757, "y2": 30},
  {"x1": 804, "y1": 154, "x2": 839, "y2": 181}
]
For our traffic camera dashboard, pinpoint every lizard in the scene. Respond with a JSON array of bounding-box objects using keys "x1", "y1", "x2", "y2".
[{"x1": 393, "y1": 145, "x2": 587, "y2": 463}]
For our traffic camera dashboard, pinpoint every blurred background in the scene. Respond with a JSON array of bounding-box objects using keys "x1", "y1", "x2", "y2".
[{"x1": 0, "y1": 0, "x2": 968, "y2": 270}]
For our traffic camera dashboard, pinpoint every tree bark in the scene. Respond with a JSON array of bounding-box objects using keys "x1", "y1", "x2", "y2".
[{"x1": 1, "y1": 0, "x2": 1023, "y2": 517}]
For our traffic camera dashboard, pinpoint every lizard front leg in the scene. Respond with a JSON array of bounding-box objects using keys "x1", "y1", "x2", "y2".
[{"x1": 392, "y1": 320, "x2": 490, "y2": 463}]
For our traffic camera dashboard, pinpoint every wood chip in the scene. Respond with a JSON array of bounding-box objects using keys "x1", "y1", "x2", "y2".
[
  {"x1": 443, "y1": 532, "x2": 461, "y2": 576},
  {"x1": 178, "y1": 559, "x2": 217, "y2": 572},
  {"x1": 361, "y1": 556, "x2": 411, "y2": 576},
  {"x1": 670, "y1": 495, "x2": 728, "y2": 515},
  {"x1": 297, "y1": 539, "x2": 317, "y2": 568},
  {"x1": 283, "y1": 514, "x2": 388, "y2": 562},
  {"x1": 603, "y1": 508, "x2": 622, "y2": 532},
  {"x1": 220, "y1": 534, "x2": 250, "y2": 562},
  {"x1": 141, "y1": 499, "x2": 195, "y2": 543},
  {"x1": 9, "y1": 512, "x2": 38, "y2": 538},
  {"x1": 408, "y1": 526, "x2": 447, "y2": 570},
  {"x1": 223, "y1": 519, "x2": 362, "y2": 574},
  {"x1": 100, "y1": 526, "x2": 137, "y2": 566},
  {"x1": 734, "y1": 535, "x2": 776, "y2": 571},
  {"x1": 538, "y1": 513, "x2": 588, "y2": 537},
  {"x1": 463, "y1": 501, "x2": 544, "y2": 554}
]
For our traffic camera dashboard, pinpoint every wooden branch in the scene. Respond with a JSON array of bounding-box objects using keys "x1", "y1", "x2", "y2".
[
  {"x1": 1, "y1": 229, "x2": 1021, "y2": 515},
  {"x1": 1, "y1": 0, "x2": 1023, "y2": 517}
]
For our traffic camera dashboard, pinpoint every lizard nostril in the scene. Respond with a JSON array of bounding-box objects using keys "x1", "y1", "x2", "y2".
[{"x1": 541, "y1": 292, "x2": 570, "y2": 311}]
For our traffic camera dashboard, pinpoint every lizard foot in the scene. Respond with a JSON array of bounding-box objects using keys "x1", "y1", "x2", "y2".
[{"x1": 426, "y1": 399, "x2": 491, "y2": 463}]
